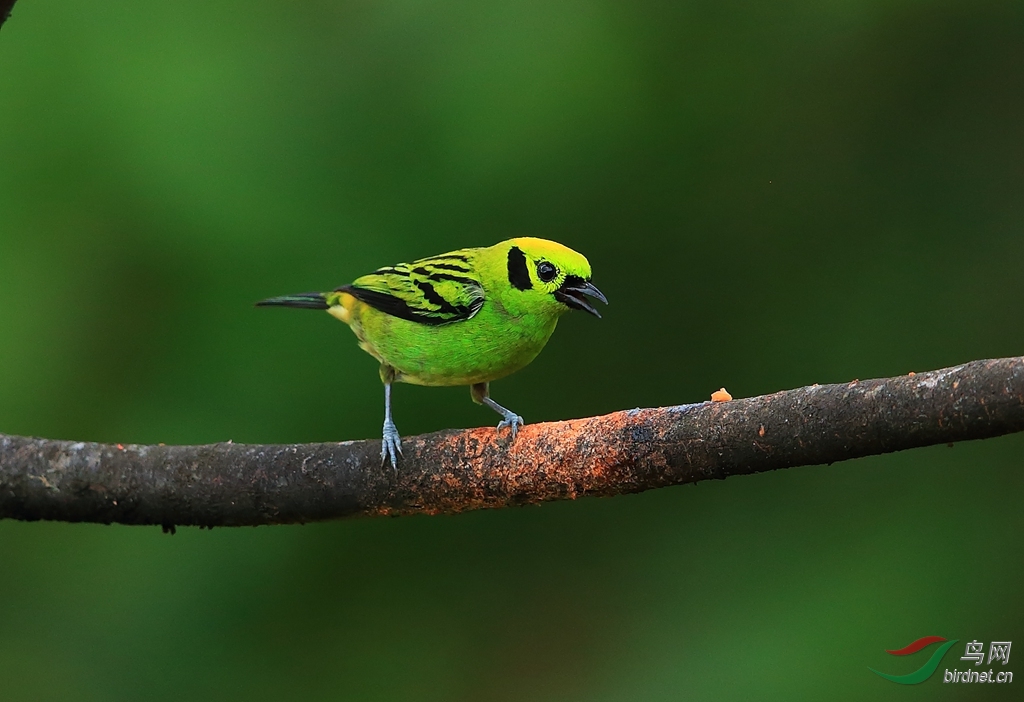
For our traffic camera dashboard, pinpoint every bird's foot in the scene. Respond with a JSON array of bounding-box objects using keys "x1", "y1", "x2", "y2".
[
  {"x1": 381, "y1": 419, "x2": 403, "y2": 469},
  {"x1": 496, "y1": 409, "x2": 524, "y2": 441}
]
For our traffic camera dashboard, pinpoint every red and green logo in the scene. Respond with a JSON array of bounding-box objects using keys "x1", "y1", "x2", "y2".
[{"x1": 870, "y1": 636, "x2": 959, "y2": 684}]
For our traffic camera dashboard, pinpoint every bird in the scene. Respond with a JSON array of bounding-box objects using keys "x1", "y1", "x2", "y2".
[{"x1": 257, "y1": 237, "x2": 607, "y2": 468}]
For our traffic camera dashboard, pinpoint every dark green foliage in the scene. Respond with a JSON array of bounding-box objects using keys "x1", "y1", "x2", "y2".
[{"x1": 1, "y1": 1, "x2": 1022, "y2": 700}]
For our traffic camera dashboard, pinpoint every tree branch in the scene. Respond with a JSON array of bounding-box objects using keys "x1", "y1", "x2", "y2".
[
  {"x1": 0, "y1": 0, "x2": 18, "y2": 32},
  {"x1": 2, "y1": 356, "x2": 1023, "y2": 529}
]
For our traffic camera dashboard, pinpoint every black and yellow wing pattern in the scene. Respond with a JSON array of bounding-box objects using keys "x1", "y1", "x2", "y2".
[{"x1": 338, "y1": 250, "x2": 485, "y2": 326}]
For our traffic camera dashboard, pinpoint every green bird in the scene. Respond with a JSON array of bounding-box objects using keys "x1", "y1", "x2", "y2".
[{"x1": 257, "y1": 237, "x2": 607, "y2": 467}]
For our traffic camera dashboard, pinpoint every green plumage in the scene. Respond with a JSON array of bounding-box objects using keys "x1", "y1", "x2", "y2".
[
  {"x1": 340, "y1": 253, "x2": 486, "y2": 327},
  {"x1": 259, "y1": 237, "x2": 607, "y2": 466}
]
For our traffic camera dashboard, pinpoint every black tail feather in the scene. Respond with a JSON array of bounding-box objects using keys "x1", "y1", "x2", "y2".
[{"x1": 255, "y1": 292, "x2": 329, "y2": 310}]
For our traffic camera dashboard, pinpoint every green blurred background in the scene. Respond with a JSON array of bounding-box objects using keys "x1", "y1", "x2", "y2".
[{"x1": 1, "y1": 0, "x2": 1022, "y2": 699}]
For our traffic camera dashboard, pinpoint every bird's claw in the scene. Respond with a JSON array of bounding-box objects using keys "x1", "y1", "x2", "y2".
[
  {"x1": 496, "y1": 411, "x2": 524, "y2": 441},
  {"x1": 381, "y1": 419, "x2": 403, "y2": 470}
]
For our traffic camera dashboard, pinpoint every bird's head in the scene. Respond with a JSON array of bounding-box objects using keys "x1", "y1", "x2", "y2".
[{"x1": 500, "y1": 237, "x2": 608, "y2": 318}]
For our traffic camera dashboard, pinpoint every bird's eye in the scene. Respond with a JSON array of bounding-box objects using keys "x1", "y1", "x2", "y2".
[{"x1": 536, "y1": 261, "x2": 557, "y2": 283}]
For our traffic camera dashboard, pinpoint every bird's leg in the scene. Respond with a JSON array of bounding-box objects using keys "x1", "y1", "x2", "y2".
[
  {"x1": 471, "y1": 382, "x2": 524, "y2": 440},
  {"x1": 380, "y1": 367, "x2": 402, "y2": 469}
]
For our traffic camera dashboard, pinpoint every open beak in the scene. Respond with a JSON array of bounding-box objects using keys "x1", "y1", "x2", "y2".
[{"x1": 554, "y1": 278, "x2": 608, "y2": 318}]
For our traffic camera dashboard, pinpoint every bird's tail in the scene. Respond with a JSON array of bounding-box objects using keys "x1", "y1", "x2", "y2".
[{"x1": 255, "y1": 292, "x2": 329, "y2": 310}]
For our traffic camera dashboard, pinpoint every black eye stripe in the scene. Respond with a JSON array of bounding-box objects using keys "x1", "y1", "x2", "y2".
[{"x1": 507, "y1": 246, "x2": 532, "y2": 291}]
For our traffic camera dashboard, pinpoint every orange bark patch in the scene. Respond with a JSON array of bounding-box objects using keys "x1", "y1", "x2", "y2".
[
  {"x1": 408, "y1": 409, "x2": 651, "y2": 514},
  {"x1": 711, "y1": 388, "x2": 732, "y2": 402}
]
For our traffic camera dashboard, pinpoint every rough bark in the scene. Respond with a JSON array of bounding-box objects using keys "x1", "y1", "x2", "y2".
[{"x1": 2, "y1": 357, "x2": 1023, "y2": 529}]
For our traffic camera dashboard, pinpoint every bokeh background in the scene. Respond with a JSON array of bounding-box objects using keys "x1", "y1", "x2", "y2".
[{"x1": 2, "y1": 0, "x2": 1023, "y2": 699}]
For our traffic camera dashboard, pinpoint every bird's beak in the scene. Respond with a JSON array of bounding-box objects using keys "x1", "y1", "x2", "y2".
[{"x1": 554, "y1": 278, "x2": 608, "y2": 318}]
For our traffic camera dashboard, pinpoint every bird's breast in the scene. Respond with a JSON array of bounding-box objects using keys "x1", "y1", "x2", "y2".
[{"x1": 348, "y1": 301, "x2": 558, "y2": 387}]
